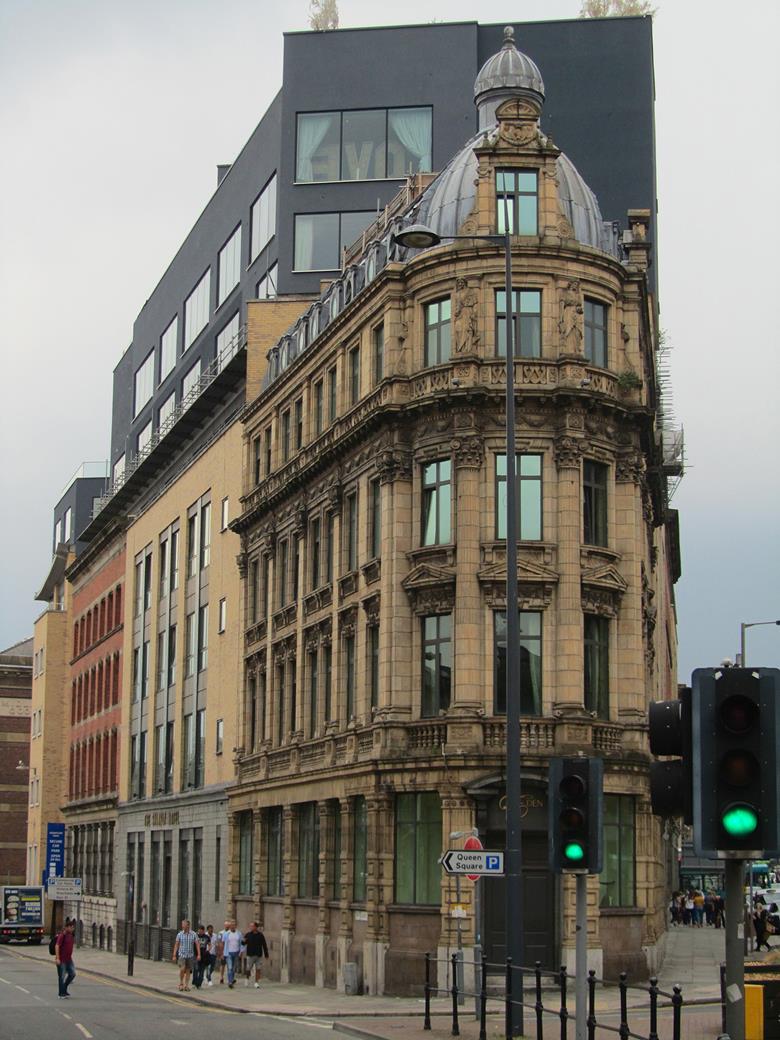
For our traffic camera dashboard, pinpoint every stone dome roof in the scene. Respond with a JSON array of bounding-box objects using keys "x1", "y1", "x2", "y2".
[
  {"x1": 474, "y1": 26, "x2": 545, "y2": 107},
  {"x1": 409, "y1": 130, "x2": 619, "y2": 258}
]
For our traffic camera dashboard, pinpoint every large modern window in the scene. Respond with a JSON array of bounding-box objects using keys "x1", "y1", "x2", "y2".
[
  {"x1": 495, "y1": 454, "x2": 542, "y2": 540},
  {"x1": 294, "y1": 211, "x2": 375, "y2": 271},
  {"x1": 496, "y1": 169, "x2": 538, "y2": 235},
  {"x1": 296, "y1": 107, "x2": 432, "y2": 182},
  {"x1": 266, "y1": 807, "x2": 283, "y2": 897},
  {"x1": 353, "y1": 795, "x2": 367, "y2": 902},
  {"x1": 113, "y1": 454, "x2": 126, "y2": 486},
  {"x1": 583, "y1": 460, "x2": 608, "y2": 546},
  {"x1": 584, "y1": 298, "x2": 608, "y2": 368},
  {"x1": 218, "y1": 226, "x2": 241, "y2": 306},
  {"x1": 184, "y1": 269, "x2": 211, "y2": 350},
  {"x1": 422, "y1": 459, "x2": 451, "y2": 545},
  {"x1": 185, "y1": 613, "x2": 196, "y2": 678},
  {"x1": 424, "y1": 298, "x2": 451, "y2": 366},
  {"x1": 216, "y1": 312, "x2": 240, "y2": 370},
  {"x1": 422, "y1": 614, "x2": 452, "y2": 717},
  {"x1": 134, "y1": 351, "x2": 155, "y2": 418},
  {"x1": 493, "y1": 610, "x2": 542, "y2": 715},
  {"x1": 298, "y1": 803, "x2": 319, "y2": 899},
  {"x1": 250, "y1": 174, "x2": 277, "y2": 262},
  {"x1": 584, "y1": 614, "x2": 609, "y2": 719},
  {"x1": 137, "y1": 419, "x2": 153, "y2": 455},
  {"x1": 496, "y1": 289, "x2": 541, "y2": 358},
  {"x1": 395, "y1": 791, "x2": 441, "y2": 904},
  {"x1": 159, "y1": 316, "x2": 178, "y2": 382},
  {"x1": 238, "y1": 811, "x2": 253, "y2": 895},
  {"x1": 158, "y1": 390, "x2": 176, "y2": 429},
  {"x1": 256, "y1": 263, "x2": 278, "y2": 300},
  {"x1": 182, "y1": 359, "x2": 201, "y2": 402},
  {"x1": 197, "y1": 604, "x2": 209, "y2": 672},
  {"x1": 600, "y1": 796, "x2": 635, "y2": 907}
]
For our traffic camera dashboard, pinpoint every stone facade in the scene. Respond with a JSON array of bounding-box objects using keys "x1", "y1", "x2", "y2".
[
  {"x1": 227, "y1": 89, "x2": 680, "y2": 994},
  {"x1": 1, "y1": 638, "x2": 33, "y2": 886}
]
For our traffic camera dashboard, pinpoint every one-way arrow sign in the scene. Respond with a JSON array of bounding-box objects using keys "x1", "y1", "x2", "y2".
[{"x1": 441, "y1": 849, "x2": 505, "y2": 876}]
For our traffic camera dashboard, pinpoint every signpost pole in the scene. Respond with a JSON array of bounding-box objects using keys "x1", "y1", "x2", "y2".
[
  {"x1": 575, "y1": 873, "x2": 587, "y2": 1040},
  {"x1": 455, "y1": 874, "x2": 464, "y2": 1005},
  {"x1": 725, "y1": 857, "x2": 745, "y2": 1040}
]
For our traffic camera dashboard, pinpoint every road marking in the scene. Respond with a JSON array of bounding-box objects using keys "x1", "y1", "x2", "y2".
[
  {"x1": 75, "y1": 1025, "x2": 93, "y2": 1039},
  {"x1": 170, "y1": 1020, "x2": 188, "y2": 1026},
  {"x1": 60, "y1": 1012, "x2": 72, "y2": 1020},
  {"x1": 251, "y1": 1014, "x2": 332, "y2": 1029},
  {"x1": 0, "y1": 977, "x2": 10, "y2": 984},
  {"x1": 33, "y1": 994, "x2": 44, "y2": 1002},
  {"x1": 15, "y1": 985, "x2": 30, "y2": 993}
]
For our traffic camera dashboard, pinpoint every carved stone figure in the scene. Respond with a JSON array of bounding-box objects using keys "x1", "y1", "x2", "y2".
[
  {"x1": 558, "y1": 279, "x2": 583, "y2": 354},
  {"x1": 453, "y1": 277, "x2": 480, "y2": 354}
]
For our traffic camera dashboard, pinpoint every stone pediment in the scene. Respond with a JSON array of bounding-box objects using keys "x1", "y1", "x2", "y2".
[
  {"x1": 401, "y1": 562, "x2": 456, "y2": 592},
  {"x1": 580, "y1": 562, "x2": 628, "y2": 594},
  {"x1": 477, "y1": 558, "x2": 559, "y2": 586}
]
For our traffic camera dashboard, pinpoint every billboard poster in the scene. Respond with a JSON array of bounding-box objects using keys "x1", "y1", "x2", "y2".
[{"x1": 2, "y1": 887, "x2": 43, "y2": 925}]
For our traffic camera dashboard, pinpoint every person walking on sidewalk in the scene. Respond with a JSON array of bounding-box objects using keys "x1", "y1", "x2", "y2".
[
  {"x1": 205, "y1": 924, "x2": 218, "y2": 985},
  {"x1": 244, "y1": 922, "x2": 269, "y2": 988},
  {"x1": 55, "y1": 918, "x2": 76, "y2": 999},
  {"x1": 222, "y1": 921, "x2": 243, "y2": 988},
  {"x1": 172, "y1": 919, "x2": 200, "y2": 991},
  {"x1": 192, "y1": 925, "x2": 209, "y2": 989},
  {"x1": 217, "y1": 919, "x2": 230, "y2": 984}
]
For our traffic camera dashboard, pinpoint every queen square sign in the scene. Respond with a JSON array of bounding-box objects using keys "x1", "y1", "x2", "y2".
[{"x1": 441, "y1": 849, "x2": 505, "y2": 876}]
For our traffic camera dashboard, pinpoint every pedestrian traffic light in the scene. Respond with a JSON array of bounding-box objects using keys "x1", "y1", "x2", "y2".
[
  {"x1": 692, "y1": 667, "x2": 780, "y2": 858},
  {"x1": 548, "y1": 757, "x2": 603, "y2": 873},
  {"x1": 648, "y1": 687, "x2": 692, "y2": 823}
]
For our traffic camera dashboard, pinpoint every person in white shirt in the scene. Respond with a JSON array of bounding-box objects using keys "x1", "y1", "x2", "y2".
[
  {"x1": 217, "y1": 919, "x2": 230, "y2": 984},
  {"x1": 222, "y1": 921, "x2": 243, "y2": 988}
]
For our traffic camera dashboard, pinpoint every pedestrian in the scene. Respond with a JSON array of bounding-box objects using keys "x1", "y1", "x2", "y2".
[
  {"x1": 684, "y1": 892, "x2": 694, "y2": 926},
  {"x1": 205, "y1": 924, "x2": 218, "y2": 985},
  {"x1": 222, "y1": 920, "x2": 243, "y2": 988},
  {"x1": 192, "y1": 925, "x2": 209, "y2": 989},
  {"x1": 704, "y1": 891, "x2": 714, "y2": 926},
  {"x1": 172, "y1": 919, "x2": 200, "y2": 991},
  {"x1": 244, "y1": 922, "x2": 269, "y2": 988},
  {"x1": 54, "y1": 918, "x2": 76, "y2": 999},
  {"x1": 217, "y1": 919, "x2": 230, "y2": 984},
  {"x1": 753, "y1": 906, "x2": 772, "y2": 952},
  {"x1": 693, "y1": 890, "x2": 705, "y2": 927}
]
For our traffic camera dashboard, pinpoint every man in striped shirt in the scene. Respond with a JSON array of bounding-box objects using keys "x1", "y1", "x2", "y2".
[{"x1": 172, "y1": 919, "x2": 201, "y2": 991}]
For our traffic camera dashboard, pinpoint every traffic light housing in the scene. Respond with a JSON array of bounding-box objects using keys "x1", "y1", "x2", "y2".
[
  {"x1": 648, "y1": 687, "x2": 693, "y2": 823},
  {"x1": 548, "y1": 757, "x2": 603, "y2": 873},
  {"x1": 693, "y1": 667, "x2": 780, "y2": 858}
]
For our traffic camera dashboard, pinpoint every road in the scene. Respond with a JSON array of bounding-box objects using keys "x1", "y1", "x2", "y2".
[{"x1": 0, "y1": 946, "x2": 333, "y2": 1040}]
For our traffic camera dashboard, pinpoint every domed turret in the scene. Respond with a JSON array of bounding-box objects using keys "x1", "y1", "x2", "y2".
[{"x1": 474, "y1": 26, "x2": 545, "y2": 130}]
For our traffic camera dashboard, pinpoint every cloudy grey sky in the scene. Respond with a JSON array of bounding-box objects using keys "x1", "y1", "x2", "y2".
[{"x1": 1, "y1": 0, "x2": 778, "y2": 677}]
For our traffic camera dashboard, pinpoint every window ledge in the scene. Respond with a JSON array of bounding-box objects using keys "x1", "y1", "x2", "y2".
[
  {"x1": 599, "y1": 906, "x2": 642, "y2": 917},
  {"x1": 387, "y1": 903, "x2": 440, "y2": 914}
]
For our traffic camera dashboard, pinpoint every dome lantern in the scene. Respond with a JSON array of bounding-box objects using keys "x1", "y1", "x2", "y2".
[{"x1": 474, "y1": 26, "x2": 545, "y2": 130}]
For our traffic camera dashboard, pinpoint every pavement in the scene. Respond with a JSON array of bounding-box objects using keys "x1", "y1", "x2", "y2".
[{"x1": 3, "y1": 924, "x2": 777, "y2": 1040}]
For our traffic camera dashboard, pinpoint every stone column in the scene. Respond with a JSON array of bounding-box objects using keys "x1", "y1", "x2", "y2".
[
  {"x1": 315, "y1": 801, "x2": 332, "y2": 988},
  {"x1": 336, "y1": 796, "x2": 353, "y2": 993},
  {"x1": 363, "y1": 789, "x2": 392, "y2": 995},
  {"x1": 451, "y1": 428, "x2": 485, "y2": 720},
  {"x1": 225, "y1": 812, "x2": 238, "y2": 919},
  {"x1": 280, "y1": 805, "x2": 296, "y2": 983},
  {"x1": 553, "y1": 435, "x2": 587, "y2": 723},
  {"x1": 614, "y1": 451, "x2": 647, "y2": 722}
]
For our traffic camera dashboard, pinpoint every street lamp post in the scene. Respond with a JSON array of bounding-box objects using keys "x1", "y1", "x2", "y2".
[
  {"x1": 393, "y1": 221, "x2": 524, "y2": 1035},
  {"x1": 739, "y1": 619, "x2": 780, "y2": 666}
]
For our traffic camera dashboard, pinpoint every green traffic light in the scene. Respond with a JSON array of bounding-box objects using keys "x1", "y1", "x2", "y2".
[
  {"x1": 721, "y1": 805, "x2": 758, "y2": 838},
  {"x1": 564, "y1": 841, "x2": 585, "y2": 862}
]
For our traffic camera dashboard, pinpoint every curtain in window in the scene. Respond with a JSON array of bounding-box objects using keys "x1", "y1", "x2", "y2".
[
  {"x1": 298, "y1": 115, "x2": 334, "y2": 180},
  {"x1": 295, "y1": 216, "x2": 315, "y2": 271},
  {"x1": 389, "y1": 109, "x2": 431, "y2": 172}
]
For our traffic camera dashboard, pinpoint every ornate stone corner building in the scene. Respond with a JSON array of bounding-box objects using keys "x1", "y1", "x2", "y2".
[{"x1": 236, "y1": 34, "x2": 680, "y2": 994}]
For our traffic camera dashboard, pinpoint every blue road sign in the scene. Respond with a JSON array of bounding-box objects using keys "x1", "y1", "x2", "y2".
[
  {"x1": 441, "y1": 849, "x2": 505, "y2": 876},
  {"x1": 45, "y1": 822, "x2": 65, "y2": 884}
]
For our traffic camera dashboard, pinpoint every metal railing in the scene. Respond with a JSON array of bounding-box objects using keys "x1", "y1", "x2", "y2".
[{"x1": 423, "y1": 952, "x2": 701, "y2": 1040}]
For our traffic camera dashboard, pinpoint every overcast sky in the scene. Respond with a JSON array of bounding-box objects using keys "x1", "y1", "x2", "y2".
[{"x1": 1, "y1": 0, "x2": 778, "y2": 677}]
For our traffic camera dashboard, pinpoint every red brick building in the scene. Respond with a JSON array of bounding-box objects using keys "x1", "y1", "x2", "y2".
[{"x1": 0, "y1": 638, "x2": 33, "y2": 884}]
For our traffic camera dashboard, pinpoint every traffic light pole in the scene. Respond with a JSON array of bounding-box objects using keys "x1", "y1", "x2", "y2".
[
  {"x1": 725, "y1": 857, "x2": 745, "y2": 1040},
  {"x1": 575, "y1": 873, "x2": 587, "y2": 1040}
]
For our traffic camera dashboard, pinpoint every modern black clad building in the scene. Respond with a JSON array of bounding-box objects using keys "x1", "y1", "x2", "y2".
[{"x1": 106, "y1": 18, "x2": 655, "y2": 511}]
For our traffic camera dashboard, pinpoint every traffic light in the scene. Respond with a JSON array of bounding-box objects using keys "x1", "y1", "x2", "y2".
[
  {"x1": 548, "y1": 757, "x2": 603, "y2": 873},
  {"x1": 693, "y1": 667, "x2": 780, "y2": 858},
  {"x1": 648, "y1": 687, "x2": 692, "y2": 823}
]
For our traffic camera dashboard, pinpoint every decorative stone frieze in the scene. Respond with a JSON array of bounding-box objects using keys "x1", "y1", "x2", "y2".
[{"x1": 554, "y1": 435, "x2": 585, "y2": 469}]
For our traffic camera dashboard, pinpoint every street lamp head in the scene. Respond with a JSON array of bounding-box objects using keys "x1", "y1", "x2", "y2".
[{"x1": 391, "y1": 224, "x2": 442, "y2": 250}]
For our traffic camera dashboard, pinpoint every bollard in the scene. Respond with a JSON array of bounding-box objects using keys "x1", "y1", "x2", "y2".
[
  {"x1": 648, "y1": 976, "x2": 659, "y2": 1040},
  {"x1": 533, "y1": 961, "x2": 544, "y2": 1040},
  {"x1": 559, "y1": 964, "x2": 568, "y2": 1040},
  {"x1": 505, "y1": 957, "x2": 513, "y2": 1040},
  {"x1": 127, "y1": 936, "x2": 135, "y2": 977},
  {"x1": 719, "y1": 963, "x2": 727, "y2": 1035},
  {"x1": 587, "y1": 970, "x2": 597, "y2": 1040},
  {"x1": 479, "y1": 953, "x2": 487, "y2": 1040},
  {"x1": 423, "y1": 951, "x2": 432, "y2": 1031},
  {"x1": 451, "y1": 952, "x2": 460, "y2": 1037},
  {"x1": 672, "y1": 984, "x2": 683, "y2": 1040},
  {"x1": 618, "y1": 971, "x2": 629, "y2": 1040}
]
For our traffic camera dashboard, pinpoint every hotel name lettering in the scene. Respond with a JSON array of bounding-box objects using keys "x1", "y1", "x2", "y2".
[
  {"x1": 144, "y1": 810, "x2": 180, "y2": 828},
  {"x1": 499, "y1": 794, "x2": 545, "y2": 818}
]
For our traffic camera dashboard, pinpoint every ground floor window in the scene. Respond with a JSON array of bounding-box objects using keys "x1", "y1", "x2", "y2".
[
  {"x1": 353, "y1": 796, "x2": 367, "y2": 902},
  {"x1": 297, "y1": 803, "x2": 319, "y2": 898},
  {"x1": 600, "y1": 795, "x2": 635, "y2": 907},
  {"x1": 266, "y1": 807, "x2": 283, "y2": 897},
  {"x1": 395, "y1": 791, "x2": 442, "y2": 905},
  {"x1": 238, "y1": 811, "x2": 254, "y2": 895}
]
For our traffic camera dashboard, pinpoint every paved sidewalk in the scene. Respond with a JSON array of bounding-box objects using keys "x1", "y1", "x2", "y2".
[{"x1": 4, "y1": 923, "x2": 770, "y2": 1040}]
